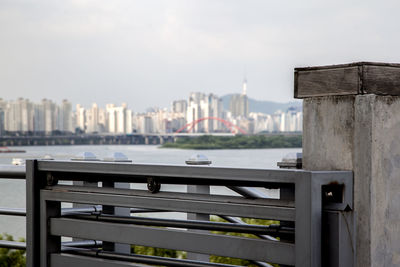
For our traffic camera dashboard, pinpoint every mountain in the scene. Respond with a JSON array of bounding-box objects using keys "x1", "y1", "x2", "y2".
[{"x1": 221, "y1": 94, "x2": 302, "y2": 114}]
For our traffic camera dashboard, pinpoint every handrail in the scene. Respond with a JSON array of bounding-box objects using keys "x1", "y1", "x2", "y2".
[{"x1": 0, "y1": 165, "x2": 25, "y2": 179}]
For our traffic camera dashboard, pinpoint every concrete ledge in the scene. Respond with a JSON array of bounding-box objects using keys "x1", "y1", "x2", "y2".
[{"x1": 295, "y1": 62, "x2": 400, "y2": 98}]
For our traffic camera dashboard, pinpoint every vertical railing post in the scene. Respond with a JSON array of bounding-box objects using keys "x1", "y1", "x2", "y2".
[
  {"x1": 40, "y1": 198, "x2": 61, "y2": 267},
  {"x1": 27, "y1": 159, "x2": 61, "y2": 267},
  {"x1": 26, "y1": 160, "x2": 40, "y2": 267},
  {"x1": 295, "y1": 172, "x2": 322, "y2": 267},
  {"x1": 185, "y1": 154, "x2": 211, "y2": 262},
  {"x1": 102, "y1": 152, "x2": 132, "y2": 254},
  {"x1": 71, "y1": 152, "x2": 100, "y2": 254},
  {"x1": 71, "y1": 152, "x2": 132, "y2": 254}
]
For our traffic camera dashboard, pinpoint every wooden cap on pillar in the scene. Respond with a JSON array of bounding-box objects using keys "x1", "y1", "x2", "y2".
[{"x1": 294, "y1": 62, "x2": 400, "y2": 98}]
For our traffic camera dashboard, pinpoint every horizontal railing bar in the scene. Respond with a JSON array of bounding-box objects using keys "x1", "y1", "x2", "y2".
[
  {"x1": 48, "y1": 185, "x2": 295, "y2": 208},
  {"x1": 228, "y1": 186, "x2": 269, "y2": 199},
  {"x1": 63, "y1": 213, "x2": 294, "y2": 236},
  {"x1": 51, "y1": 253, "x2": 149, "y2": 267},
  {"x1": 69, "y1": 250, "x2": 247, "y2": 267},
  {"x1": 0, "y1": 240, "x2": 26, "y2": 250},
  {"x1": 50, "y1": 218, "x2": 295, "y2": 265},
  {"x1": 0, "y1": 207, "x2": 103, "y2": 217},
  {"x1": 219, "y1": 215, "x2": 280, "y2": 242},
  {"x1": 62, "y1": 240, "x2": 103, "y2": 248},
  {"x1": 0, "y1": 240, "x2": 104, "y2": 251},
  {"x1": 0, "y1": 206, "x2": 164, "y2": 218},
  {"x1": 0, "y1": 165, "x2": 25, "y2": 179},
  {"x1": 0, "y1": 207, "x2": 26, "y2": 216},
  {"x1": 52, "y1": 252, "x2": 237, "y2": 267},
  {"x1": 62, "y1": 206, "x2": 163, "y2": 215},
  {"x1": 130, "y1": 207, "x2": 163, "y2": 213},
  {"x1": 42, "y1": 189, "x2": 295, "y2": 221},
  {"x1": 37, "y1": 160, "x2": 310, "y2": 184},
  {"x1": 62, "y1": 206, "x2": 102, "y2": 215}
]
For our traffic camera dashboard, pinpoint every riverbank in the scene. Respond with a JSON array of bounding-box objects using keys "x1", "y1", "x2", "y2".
[{"x1": 161, "y1": 135, "x2": 302, "y2": 149}]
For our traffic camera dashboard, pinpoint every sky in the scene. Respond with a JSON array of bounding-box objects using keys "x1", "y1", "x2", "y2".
[{"x1": 1, "y1": 0, "x2": 399, "y2": 111}]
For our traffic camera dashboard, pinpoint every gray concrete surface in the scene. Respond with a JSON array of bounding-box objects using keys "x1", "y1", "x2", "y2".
[
  {"x1": 303, "y1": 95, "x2": 355, "y2": 171},
  {"x1": 303, "y1": 94, "x2": 400, "y2": 267}
]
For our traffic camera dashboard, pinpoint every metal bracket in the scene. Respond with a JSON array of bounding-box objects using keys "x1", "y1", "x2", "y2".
[
  {"x1": 147, "y1": 177, "x2": 161, "y2": 193},
  {"x1": 46, "y1": 172, "x2": 58, "y2": 186}
]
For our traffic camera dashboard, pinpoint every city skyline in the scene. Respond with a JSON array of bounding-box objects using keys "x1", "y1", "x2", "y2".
[
  {"x1": 0, "y1": 87, "x2": 299, "y2": 114},
  {"x1": 2, "y1": 1, "x2": 399, "y2": 111},
  {"x1": 0, "y1": 88, "x2": 302, "y2": 135},
  {"x1": 0, "y1": 72, "x2": 302, "y2": 114}
]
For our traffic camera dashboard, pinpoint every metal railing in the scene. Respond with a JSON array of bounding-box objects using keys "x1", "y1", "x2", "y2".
[
  {"x1": 0, "y1": 165, "x2": 168, "y2": 251},
  {"x1": 22, "y1": 159, "x2": 352, "y2": 267},
  {"x1": 0, "y1": 165, "x2": 104, "y2": 251},
  {"x1": 0, "y1": 160, "x2": 353, "y2": 267},
  {"x1": 0, "y1": 165, "x2": 26, "y2": 250}
]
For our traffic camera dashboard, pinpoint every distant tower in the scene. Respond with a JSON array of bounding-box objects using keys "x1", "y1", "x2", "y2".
[
  {"x1": 242, "y1": 77, "x2": 247, "y2": 95},
  {"x1": 229, "y1": 77, "x2": 249, "y2": 118}
]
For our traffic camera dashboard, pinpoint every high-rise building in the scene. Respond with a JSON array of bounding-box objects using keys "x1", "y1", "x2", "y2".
[
  {"x1": 42, "y1": 99, "x2": 57, "y2": 134},
  {"x1": 125, "y1": 108, "x2": 132, "y2": 134},
  {"x1": 172, "y1": 100, "x2": 187, "y2": 114},
  {"x1": 60, "y1": 100, "x2": 73, "y2": 133},
  {"x1": 145, "y1": 115, "x2": 154, "y2": 134},
  {"x1": 75, "y1": 104, "x2": 86, "y2": 132},
  {"x1": 20, "y1": 98, "x2": 34, "y2": 132},
  {"x1": 171, "y1": 100, "x2": 187, "y2": 132},
  {"x1": 201, "y1": 94, "x2": 222, "y2": 132},
  {"x1": 85, "y1": 103, "x2": 99, "y2": 133},
  {"x1": 0, "y1": 109, "x2": 4, "y2": 136},
  {"x1": 185, "y1": 93, "x2": 223, "y2": 133},
  {"x1": 106, "y1": 103, "x2": 132, "y2": 134},
  {"x1": 187, "y1": 92, "x2": 205, "y2": 133},
  {"x1": 278, "y1": 107, "x2": 302, "y2": 132},
  {"x1": 98, "y1": 108, "x2": 107, "y2": 133},
  {"x1": 0, "y1": 99, "x2": 6, "y2": 110},
  {"x1": 33, "y1": 103, "x2": 45, "y2": 132},
  {"x1": 4, "y1": 98, "x2": 34, "y2": 132},
  {"x1": 229, "y1": 78, "x2": 249, "y2": 118}
]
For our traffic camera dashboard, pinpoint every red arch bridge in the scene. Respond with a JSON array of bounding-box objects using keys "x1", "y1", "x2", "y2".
[{"x1": 175, "y1": 116, "x2": 247, "y2": 134}]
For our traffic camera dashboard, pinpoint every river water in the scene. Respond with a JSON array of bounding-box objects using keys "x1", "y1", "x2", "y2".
[{"x1": 0, "y1": 145, "x2": 301, "y2": 238}]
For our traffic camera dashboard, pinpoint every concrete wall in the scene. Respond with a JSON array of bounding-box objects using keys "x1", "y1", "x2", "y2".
[{"x1": 303, "y1": 94, "x2": 400, "y2": 267}]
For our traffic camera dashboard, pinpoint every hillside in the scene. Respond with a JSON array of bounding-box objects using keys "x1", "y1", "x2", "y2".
[{"x1": 221, "y1": 94, "x2": 302, "y2": 114}]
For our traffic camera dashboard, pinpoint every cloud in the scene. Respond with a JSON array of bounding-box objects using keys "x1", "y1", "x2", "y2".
[{"x1": 1, "y1": 0, "x2": 400, "y2": 111}]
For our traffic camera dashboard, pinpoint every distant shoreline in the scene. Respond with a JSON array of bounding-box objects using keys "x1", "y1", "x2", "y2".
[
  {"x1": 0, "y1": 133, "x2": 301, "y2": 147},
  {"x1": 161, "y1": 135, "x2": 302, "y2": 150}
]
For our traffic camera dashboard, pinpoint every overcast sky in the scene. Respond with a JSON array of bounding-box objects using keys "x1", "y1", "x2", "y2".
[{"x1": 1, "y1": 0, "x2": 399, "y2": 111}]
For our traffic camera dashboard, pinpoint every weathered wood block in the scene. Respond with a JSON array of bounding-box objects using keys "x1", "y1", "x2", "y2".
[{"x1": 294, "y1": 62, "x2": 400, "y2": 98}]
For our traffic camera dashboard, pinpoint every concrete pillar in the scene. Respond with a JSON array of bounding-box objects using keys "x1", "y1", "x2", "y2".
[{"x1": 296, "y1": 62, "x2": 400, "y2": 267}]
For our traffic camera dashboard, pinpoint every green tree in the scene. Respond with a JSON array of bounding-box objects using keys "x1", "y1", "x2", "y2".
[{"x1": 0, "y1": 234, "x2": 26, "y2": 267}]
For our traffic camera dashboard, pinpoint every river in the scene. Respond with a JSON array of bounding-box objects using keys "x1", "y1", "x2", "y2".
[{"x1": 0, "y1": 145, "x2": 301, "y2": 239}]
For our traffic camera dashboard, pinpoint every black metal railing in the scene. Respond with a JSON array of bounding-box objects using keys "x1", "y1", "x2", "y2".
[
  {"x1": 0, "y1": 165, "x2": 26, "y2": 250},
  {"x1": 0, "y1": 160, "x2": 353, "y2": 267},
  {"x1": 26, "y1": 160, "x2": 352, "y2": 267}
]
